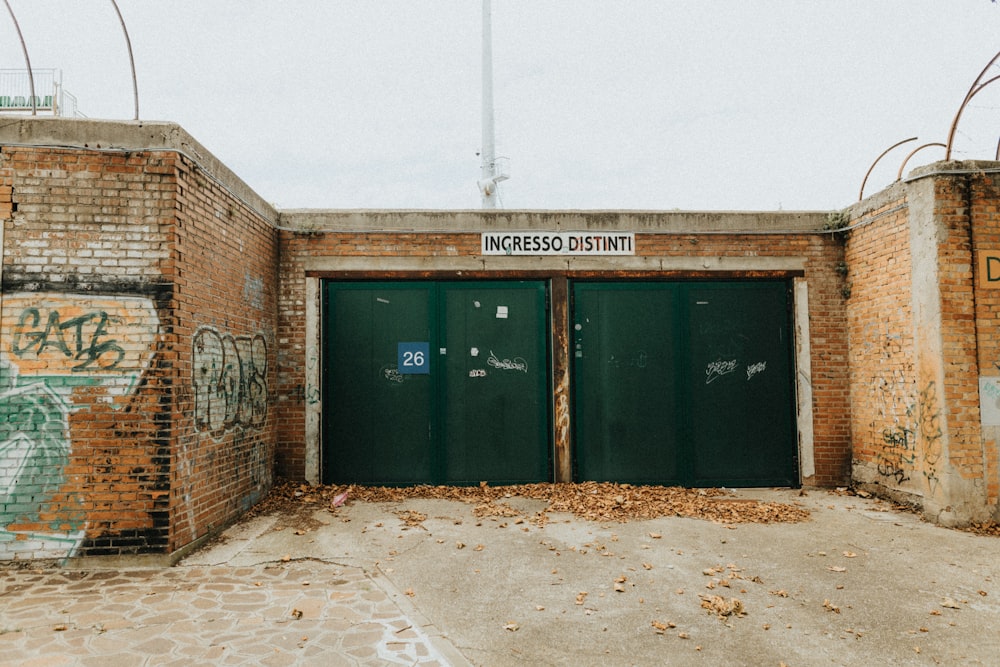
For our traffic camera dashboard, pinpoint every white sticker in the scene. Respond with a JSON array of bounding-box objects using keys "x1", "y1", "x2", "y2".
[
  {"x1": 471, "y1": 347, "x2": 479, "y2": 357},
  {"x1": 439, "y1": 348, "x2": 447, "y2": 355},
  {"x1": 496, "y1": 306, "x2": 509, "y2": 319}
]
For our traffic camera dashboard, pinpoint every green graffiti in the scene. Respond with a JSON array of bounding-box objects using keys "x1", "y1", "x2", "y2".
[{"x1": 0, "y1": 356, "x2": 86, "y2": 536}]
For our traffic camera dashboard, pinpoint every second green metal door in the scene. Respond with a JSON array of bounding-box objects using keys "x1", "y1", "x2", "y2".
[{"x1": 572, "y1": 281, "x2": 798, "y2": 487}]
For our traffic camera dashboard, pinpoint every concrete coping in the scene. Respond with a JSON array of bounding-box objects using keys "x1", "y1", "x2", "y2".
[
  {"x1": 0, "y1": 116, "x2": 279, "y2": 225},
  {"x1": 278, "y1": 209, "x2": 832, "y2": 234}
]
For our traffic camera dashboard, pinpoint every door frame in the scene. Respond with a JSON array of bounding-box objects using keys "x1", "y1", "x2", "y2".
[{"x1": 301, "y1": 262, "x2": 814, "y2": 486}]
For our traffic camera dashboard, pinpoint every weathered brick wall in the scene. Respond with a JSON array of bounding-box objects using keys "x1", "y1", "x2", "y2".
[
  {"x1": 845, "y1": 192, "x2": 919, "y2": 490},
  {"x1": 277, "y1": 217, "x2": 851, "y2": 487},
  {"x1": 934, "y1": 174, "x2": 984, "y2": 507},
  {"x1": 170, "y1": 154, "x2": 279, "y2": 551},
  {"x1": 848, "y1": 164, "x2": 1000, "y2": 523},
  {"x1": 0, "y1": 146, "x2": 176, "y2": 560},
  {"x1": 0, "y1": 138, "x2": 279, "y2": 560}
]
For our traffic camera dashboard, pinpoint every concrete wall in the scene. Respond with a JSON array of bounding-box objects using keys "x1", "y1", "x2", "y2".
[
  {"x1": 0, "y1": 118, "x2": 278, "y2": 560},
  {"x1": 847, "y1": 161, "x2": 1000, "y2": 525}
]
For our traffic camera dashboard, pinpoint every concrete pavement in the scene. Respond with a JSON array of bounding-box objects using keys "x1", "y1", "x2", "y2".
[{"x1": 2, "y1": 488, "x2": 999, "y2": 666}]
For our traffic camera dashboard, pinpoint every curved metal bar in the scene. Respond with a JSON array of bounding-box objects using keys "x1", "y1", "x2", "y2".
[
  {"x1": 896, "y1": 142, "x2": 947, "y2": 181},
  {"x1": 3, "y1": 0, "x2": 35, "y2": 115},
  {"x1": 945, "y1": 49, "x2": 1000, "y2": 160},
  {"x1": 110, "y1": 0, "x2": 138, "y2": 120},
  {"x1": 859, "y1": 137, "x2": 917, "y2": 201}
]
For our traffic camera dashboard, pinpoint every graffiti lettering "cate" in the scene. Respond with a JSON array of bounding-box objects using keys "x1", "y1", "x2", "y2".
[{"x1": 11, "y1": 308, "x2": 125, "y2": 371}]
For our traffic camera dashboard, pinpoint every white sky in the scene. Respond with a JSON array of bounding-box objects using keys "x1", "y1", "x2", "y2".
[{"x1": 0, "y1": 1, "x2": 997, "y2": 211}]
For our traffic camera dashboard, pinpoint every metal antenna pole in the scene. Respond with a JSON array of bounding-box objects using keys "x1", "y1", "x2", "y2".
[
  {"x1": 3, "y1": 0, "x2": 35, "y2": 115},
  {"x1": 480, "y1": 0, "x2": 497, "y2": 209},
  {"x1": 110, "y1": 0, "x2": 139, "y2": 120}
]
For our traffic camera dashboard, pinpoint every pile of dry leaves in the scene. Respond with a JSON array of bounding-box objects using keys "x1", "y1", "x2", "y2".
[
  {"x1": 965, "y1": 521, "x2": 1000, "y2": 537},
  {"x1": 252, "y1": 479, "x2": 810, "y2": 525}
]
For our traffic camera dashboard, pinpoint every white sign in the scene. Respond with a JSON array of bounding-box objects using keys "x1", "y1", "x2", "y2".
[{"x1": 481, "y1": 231, "x2": 635, "y2": 256}]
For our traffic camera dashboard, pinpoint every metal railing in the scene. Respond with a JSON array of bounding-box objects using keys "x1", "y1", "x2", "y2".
[{"x1": 0, "y1": 68, "x2": 82, "y2": 116}]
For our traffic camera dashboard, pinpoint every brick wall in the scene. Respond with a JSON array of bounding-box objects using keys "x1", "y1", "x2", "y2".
[
  {"x1": 0, "y1": 146, "x2": 176, "y2": 560},
  {"x1": 276, "y1": 216, "x2": 851, "y2": 487},
  {"x1": 845, "y1": 194, "x2": 919, "y2": 489},
  {"x1": 0, "y1": 137, "x2": 279, "y2": 560},
  {"x1": 848, "y1": 164, "x2": 1000, "y2": 523},
  {"x1": 169, "y1": 154, "x2": 279, "y2": 552}
]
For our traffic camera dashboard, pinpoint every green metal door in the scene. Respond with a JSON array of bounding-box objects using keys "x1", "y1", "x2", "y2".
[
  {"x1": 685, "y1": 283, "x2": 798, "y2": 486},
  {"x1": 572, "y1": 284, "x2": 682, "y2": 483},
  {"x1": 322, "y1": 284, "x2": 435, "y2": 485},
  {"x1": 572, "y1": 281, "x2": 798, "y2": 487},
  {"x1": 323, "y1": 281, "x2": 550, "y2": 485},
  {"x1": 441, "y1": 283, "x2": 549, "y2": 484}
]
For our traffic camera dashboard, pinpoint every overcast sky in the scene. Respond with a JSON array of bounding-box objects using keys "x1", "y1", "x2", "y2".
[{"x1": 0, "y1": 1, "x2": 998, "y2": 211}]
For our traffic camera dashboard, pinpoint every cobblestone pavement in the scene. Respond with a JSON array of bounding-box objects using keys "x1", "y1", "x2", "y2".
[{"x1": 0, "y1": 560, "x2": 465, "y2": 666}]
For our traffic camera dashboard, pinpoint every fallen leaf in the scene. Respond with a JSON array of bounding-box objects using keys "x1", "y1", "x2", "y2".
[
  {"x1": 291, "y1": 609, "x2": 303, "y2": 619},
  {"x1": 843, "y1": 551, "x2": 857, "y2": 558},
  {"x1": 827, "y1": 566, "x2": 847, "y2": 573},
  {"x1": 823, "y1": 599, "x2": 841, "y2": 614},
  {"x1": 941, "y1": 598, "x2": 961, "y2": 609},
  {"x1": 405, "y1": 588, "x2": 415, "y2": 597},
  {"x1": 648, "y1": 532, "x2": 663, "y2": 539},
  {"x1": 699, "y1": 594, "x2": 745, "y2": 618},
  {"x1": 576, "y1": 592, "x2": 588, "y2": 605},
  {"x1": 331, "y1": 491, "x2": 349, "y2": 507},
  {"x1": 642, "y1": 562, "x2": 653, "y2": 570},
  {"x1": 504, "y1": 621, "x2": 519, "y2": 632}
]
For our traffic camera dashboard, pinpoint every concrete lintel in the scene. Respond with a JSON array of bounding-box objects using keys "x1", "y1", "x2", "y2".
[{"x1": 304, "y1": 255, "x2": 807, "y2": 274}]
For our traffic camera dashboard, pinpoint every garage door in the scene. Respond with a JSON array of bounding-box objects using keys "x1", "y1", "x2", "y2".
[
  {"x1": 322, "y1": 281, "x2": 550, "y2": 485},
  {"x1": 572, "y1": 281, "x2": 798, "y2": 487}
]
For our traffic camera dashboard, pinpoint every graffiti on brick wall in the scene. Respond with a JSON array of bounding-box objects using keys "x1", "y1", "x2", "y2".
[
  {"x1": 193, "y1": 327, "x2": 268, "y2": 435},
  {"x1": 0, "y1": 293, "x2": 160, "y2": 560},
  {"x1": 863, "y1": 314, "x2": 920, "y2": 488},
  {"x1": 12, "y1": 308, "x2": 125, "y2": 371},
  {"x1": 916, "y1": 380, "x2": 944, "y2": 494},
  {"x1": 869, "y1": 368, "x2": 917, "y2": 487}
]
